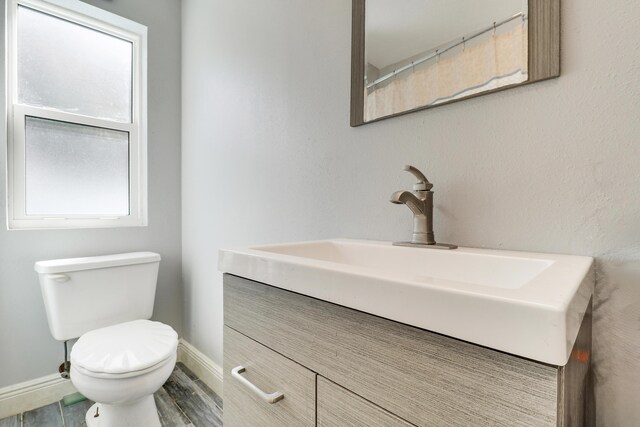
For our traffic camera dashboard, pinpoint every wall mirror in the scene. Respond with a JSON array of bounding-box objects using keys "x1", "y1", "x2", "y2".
[{"x1": 350, "y1": 0, "x2": 559, "y2": 126}]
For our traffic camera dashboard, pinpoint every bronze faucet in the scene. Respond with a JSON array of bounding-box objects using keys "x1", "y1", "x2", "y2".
[{"x1": 390, "y1": 165, "x2": 457, "y2": 249}]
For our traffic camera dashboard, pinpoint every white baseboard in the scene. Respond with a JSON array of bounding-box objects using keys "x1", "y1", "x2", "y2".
[
  {"x1": 0, "y1": 373, "x2": 76, "y2": 419},
  {"x1": 177, "y1": 338, "x2": 223, "y2": 399},
  {"x1": 0, "y1": 339, "x2": 223, "y2": 420}
]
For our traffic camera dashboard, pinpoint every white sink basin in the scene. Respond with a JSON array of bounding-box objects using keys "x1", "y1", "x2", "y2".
[{"x1": 219, "y1": 239, "x2": 593, "y2": 365}]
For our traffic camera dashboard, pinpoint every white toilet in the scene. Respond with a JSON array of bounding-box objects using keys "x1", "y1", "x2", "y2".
[{"x1": 35, "y1": 252, "x2": 178, "y2": 427}]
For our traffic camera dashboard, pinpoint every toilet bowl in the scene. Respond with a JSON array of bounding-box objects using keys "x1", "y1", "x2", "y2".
[
  {"x1": 35, "y1": 252, "x2": 176, "y2": 427},
  {"x1": 70, "y1": 320, "x2": 178, "y2": 427}
]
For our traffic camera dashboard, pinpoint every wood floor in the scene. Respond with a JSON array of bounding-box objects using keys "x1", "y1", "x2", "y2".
[{"x1": 0, "y1": 363, "x2": 223, "y2": 427}]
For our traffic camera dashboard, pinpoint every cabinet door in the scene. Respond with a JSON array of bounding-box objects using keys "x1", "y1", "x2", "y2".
[
  {"x1": 223, "y1": 326, "x2": 316, "y2": 427},
  {"x1": 318, "y1": 376, "x2": 414, "y2": 427}
]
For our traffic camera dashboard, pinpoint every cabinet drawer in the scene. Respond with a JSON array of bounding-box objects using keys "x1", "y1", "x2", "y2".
[
  {"x1": 224, "y1": 274, "x2": 558, "y2": 427},
  {"x1": 318, "y1": 376, "x2": 414, "y2": 427},
  {"x1": 223, "y1": 326, "x2": 316, "y2": 427}
]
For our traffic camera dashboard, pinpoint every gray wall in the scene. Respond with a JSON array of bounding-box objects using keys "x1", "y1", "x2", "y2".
[
  {"x1": 0, "y1": 0, "x2": 182, "y2": 388},
  {"x1": 182, "y1": 0, "x2": 640, "y2": 425}
]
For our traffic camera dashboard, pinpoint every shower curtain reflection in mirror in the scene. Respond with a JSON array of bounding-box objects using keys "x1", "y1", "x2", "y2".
[{"x1": 363, "y1": 0, "x2": 529, "y2": 122}]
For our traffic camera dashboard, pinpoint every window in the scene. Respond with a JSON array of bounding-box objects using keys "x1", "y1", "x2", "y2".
[{"x1": 6, "y1": 0, "x2": 147, "y2": 229}]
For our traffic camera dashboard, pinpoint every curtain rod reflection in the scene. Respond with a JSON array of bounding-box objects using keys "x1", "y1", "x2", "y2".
[{"x1": 366, "y1": 12, "x2": 527, "y2": 89}]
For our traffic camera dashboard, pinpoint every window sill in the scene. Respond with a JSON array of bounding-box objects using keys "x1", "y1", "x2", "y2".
[{"x1": 7, "y1": 217, "x2": 148, "y2": 230}]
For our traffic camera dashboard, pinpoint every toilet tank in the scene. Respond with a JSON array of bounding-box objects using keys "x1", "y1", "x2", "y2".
[{"x1": 35, "y1": 252, "x2": 161, "y2": 341}]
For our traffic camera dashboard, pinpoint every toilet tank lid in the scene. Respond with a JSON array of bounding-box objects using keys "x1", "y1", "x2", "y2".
[{"x1": 35, "y1": 252, "x2": 161, "y2": 274}]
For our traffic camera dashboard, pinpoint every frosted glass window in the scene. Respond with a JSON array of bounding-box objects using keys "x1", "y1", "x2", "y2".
[
  {"x1": 25, "y1": 117, "x2": 130, "y2": 216},
  {"x1": 7, "y1": 0, "x2": 146, "y2": 229},
  {"x1": 17, "y1": 6, "x2": 133, "y2": 122}
]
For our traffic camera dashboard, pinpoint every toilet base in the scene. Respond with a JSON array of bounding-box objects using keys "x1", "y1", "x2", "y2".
[{"x1": 85, "y1": 395, "x2": 161, "y2": 427}]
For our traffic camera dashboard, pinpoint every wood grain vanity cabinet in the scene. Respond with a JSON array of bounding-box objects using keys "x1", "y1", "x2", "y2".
[{"x1": 223, "y1": 274, "x2": 593, "y2": 427}]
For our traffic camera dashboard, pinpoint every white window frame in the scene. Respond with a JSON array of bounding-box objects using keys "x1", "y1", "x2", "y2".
[{"x1": 6, "y1": 0, "x2": 148, "y2": 229}]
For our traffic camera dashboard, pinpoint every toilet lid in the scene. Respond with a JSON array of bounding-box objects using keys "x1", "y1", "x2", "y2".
[{"x1": 71, "y1": 320, "x2": 178, "y2": 374}]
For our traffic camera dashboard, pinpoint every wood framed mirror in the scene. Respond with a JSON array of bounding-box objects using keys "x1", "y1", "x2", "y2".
[{"x1": 350, "y1": 0, "x2": 559, "y2": 126}]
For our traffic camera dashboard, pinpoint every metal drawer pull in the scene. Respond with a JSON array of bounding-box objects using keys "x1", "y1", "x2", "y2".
[{"x1": 231, "y1": 365, "x2": 284, "y2": 404}]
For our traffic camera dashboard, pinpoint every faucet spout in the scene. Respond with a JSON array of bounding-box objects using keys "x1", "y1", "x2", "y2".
[{"x1": 390, "y1": 191, "x2": 425, "y2": 216}]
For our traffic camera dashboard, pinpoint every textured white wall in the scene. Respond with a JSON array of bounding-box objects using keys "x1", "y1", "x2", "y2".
[
  {"x1": 181, "y1": 0, "x2": 640, "y2": 424},
  {"x1": 0, "y1": 0, "x2": 182, "y2": 388}
]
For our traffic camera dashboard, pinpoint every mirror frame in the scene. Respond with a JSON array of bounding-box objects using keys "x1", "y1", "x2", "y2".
[{"x1": 350, "y1": 0, "x2": 560, "y2": 127}]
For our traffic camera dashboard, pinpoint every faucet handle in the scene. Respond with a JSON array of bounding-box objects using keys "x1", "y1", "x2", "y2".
[{"x1": 403, "y1": 165, "x2": 433, "y2": 191}]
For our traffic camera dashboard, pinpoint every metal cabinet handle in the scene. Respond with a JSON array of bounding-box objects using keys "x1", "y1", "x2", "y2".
[
  {"x1": 46, "y1": 274, "x2": 70, "y2": 283},
  {"x1": 231, "y1": 365, "x2": 284, "y2": 404}
]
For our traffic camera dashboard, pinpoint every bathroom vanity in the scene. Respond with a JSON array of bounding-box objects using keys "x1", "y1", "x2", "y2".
[{"x1": 220, "y1": 240, "x2": 594, "y2": 426}]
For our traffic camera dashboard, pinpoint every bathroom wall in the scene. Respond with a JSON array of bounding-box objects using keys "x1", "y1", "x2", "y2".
[
  {"x1": 182, "y1": 0, "x2": 640, "y2": 424},
  {"x1": 0, "y1": 0, "x2": 182, "y2": 388}
]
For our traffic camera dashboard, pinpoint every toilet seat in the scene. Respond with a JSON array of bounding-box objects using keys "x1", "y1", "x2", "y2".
[{"x1": 71, "y1": 319, "x2": 178, "y2": 378}]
